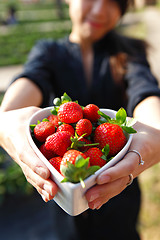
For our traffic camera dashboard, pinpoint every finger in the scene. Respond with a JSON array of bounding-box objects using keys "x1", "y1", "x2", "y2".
[
  {"x1": 86, "y1": 175, "x2": 130, "y2": 209},
  {"x1": 17, "y1": 139, "x2": 51, "y2": 180},
  {"x1": 96, "y1": 152, "x2": 139, "y2": 185},
  {"x1": 86, "y1": 176, "x2": 128, "y2": 202},
  {"x1": 29, "y1": 177, "x2": 51, "y2": 202},
  {"x1": 20, "y1": 160, "x2": 58, "y2": 199},
  {"x1": 28, "y1": 177, "x2": 54, "y2": 202}
]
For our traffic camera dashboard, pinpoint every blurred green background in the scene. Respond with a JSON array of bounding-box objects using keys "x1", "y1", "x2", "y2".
[
  {"x1": 0, "y1": 0, "x2": 71, "y2": 66},
  {"x1": 1, "y1": 1, "x2": 160, "y2": 239}
]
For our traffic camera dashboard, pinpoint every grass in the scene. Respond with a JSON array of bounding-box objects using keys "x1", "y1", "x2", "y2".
[
  {"x1": 0, "y1": 0, "x2": 71, "y2": 66},
  {"x1": 138, "y1": 164, "x2": 160, "y2": 240}
]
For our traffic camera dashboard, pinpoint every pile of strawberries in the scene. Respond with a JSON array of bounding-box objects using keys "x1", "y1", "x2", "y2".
[{"x1": 30, "y1": 93, "x2": 136, "y2": 187}]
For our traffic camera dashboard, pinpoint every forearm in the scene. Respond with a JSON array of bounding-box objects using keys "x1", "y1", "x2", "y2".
[
  {"x1": 133, "y1": 96, "x2": 160, "y2": 129},
  {"x1": 1, "y1": 78, "x2": 43, "y2": 111}
]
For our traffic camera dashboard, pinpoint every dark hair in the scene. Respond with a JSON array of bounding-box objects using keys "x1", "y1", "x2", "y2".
[{"x1": 116, "y1": 0, "x2": 130, "y2": 15}]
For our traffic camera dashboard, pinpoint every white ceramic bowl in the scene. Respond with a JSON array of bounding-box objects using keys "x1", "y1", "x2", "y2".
[{"x1": 27, "y1": 107, "x2": 132, "y2": 216}]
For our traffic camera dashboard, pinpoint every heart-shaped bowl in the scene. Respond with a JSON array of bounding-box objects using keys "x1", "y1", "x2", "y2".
[{"x1": 27, "y1": 107, "x2": 132, "y2": 216}]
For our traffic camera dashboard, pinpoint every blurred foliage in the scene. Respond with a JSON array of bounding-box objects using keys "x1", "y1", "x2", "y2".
[
  {"x1": 0, "y1": 0, "x2": 151, "y2": 66},
  {"x1": 0, "y1": 93, "x2": 33, "y2": 205},
  {"x1": 0, "y1": 150, "x2": 33, "y2": 205},
  {"x1": 138, "y1": 163, "x2": 160, "y2": 240},
  {"x1": 0, "y1": 0, "x2": 71, "y2": 66},
  {"x1": 0, "y1": 28, "x2": 70, "y2": 65},
  {"x1": 0, "y1": 93, "x2": 4, "y2": 103}
]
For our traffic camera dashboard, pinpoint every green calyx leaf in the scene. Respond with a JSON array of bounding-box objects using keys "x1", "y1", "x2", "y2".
[
  {"x1": 116, "y1": 107, "x2": 127, "y2": 124},
  {"x1": 42, "y1": 118, "x2": 49, "y2": 122},
  {"x1": 50, "y1": 106, "x2": 59, "y2": 115},
  {"x1": 61, "y1": 92, "x2": 72, "y2": 104},
  {"x1": 98, "y1": 110, "x2": 112, "y2": 123},
  {"x1": 52, "y1": 93, "x2": 72, "y2": 110},
  {"x1": 98, "y1": 108, "x2": 137, "y2": 134},
  {"x1": 75, "y1": 155, "x2": 90, "y2": 168},
  {"x1": 60, "y1": 155, "x2": 100, "y2": 188},
  {"x1": 30, "y1": 124, "x2": 36, "y2": 132},
  {"x1": 101, "y1": 144, "x2": 110, "y2": 161},
  {"x1": 69, "y1": 132, "x2": 99, "y2": 151},
  {"x1": 121, "y1": 126, "x2": 137, "y2": 134}
]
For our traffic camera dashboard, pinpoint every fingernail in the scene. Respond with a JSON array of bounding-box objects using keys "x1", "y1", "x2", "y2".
[{"x1": 98, "y1": 175, "x2": 111, "y2": 184}]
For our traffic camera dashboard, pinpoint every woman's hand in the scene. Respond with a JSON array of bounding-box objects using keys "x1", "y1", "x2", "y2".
[
  {"x1": 0, "y1": 106, "x2": 58, "y2": 202},
  {"x1": 85, "y1": 121, "x2": 160, "y2": 209}
]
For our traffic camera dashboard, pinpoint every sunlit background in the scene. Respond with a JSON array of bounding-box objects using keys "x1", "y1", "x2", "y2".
[{"x1": 0, "y1": 1, "x2": 160, "y2": 239}]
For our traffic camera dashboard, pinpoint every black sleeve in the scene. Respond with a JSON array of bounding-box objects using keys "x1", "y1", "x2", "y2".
[
  {"x1": 11, "y1": 39, "x2": 56, "y2": 107},
  {"x1": 125, "y1": 55, "x2": 160, "y2": 116}
]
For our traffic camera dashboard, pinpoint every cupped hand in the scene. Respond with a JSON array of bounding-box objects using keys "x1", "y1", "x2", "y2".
[
  {"x1": 85, "y1": 151, "x2": 138, "y2": 210},
  {"x1": 0, "y1": 106, "x2": 58, "y2": 202},
  {"x1": 85, "y1": 121, "x2": 160, "y2": 210}
]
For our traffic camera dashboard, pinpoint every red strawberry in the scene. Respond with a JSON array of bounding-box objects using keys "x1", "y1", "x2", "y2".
[
  {"x1": 61, "y1": 150, "x2": 87, "y2": 167},
  {"x1": 83, "y1": 104, "x2": 100, "y2": 122},
  {"x1": 85, "y1": 147, "x2": 107, "y2": 167},
  {"x1": 39, "y1": 143, "x2": 56, "y2": 160},
  {"x1": 76, "y1": 119, "x2": 92, "y2": 137},
  {"x1": 57, "y1": 123, "x2": 75, "y2": 136},
  {"x1": 34, "y1": 121, "x2": 55, "y2": 142},
  {"x1": 58, "y1": 102, "x2": 83, "y2": 123},
  {"x1": 94, "y1": 123, "x2": 127, "y2": 157},
  {"x1": 47, "y1": 114, "x2": 59, "y2": 128},
  {"x1": 60, "y1": 150, "x2": 99, "y2": 187},
  {"x1": 49, "y1": 156, "x2": 63, "y2": 173},
  {"x1": 45, "y1": 131, "x2": 72, "y2": 156},
  {"x1": 78, "y1": 137, "x2": 92, "y2": 152}
]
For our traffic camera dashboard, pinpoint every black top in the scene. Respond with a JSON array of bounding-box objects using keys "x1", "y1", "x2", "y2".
[
  {"x1": 12, "y1": 31, "x2": 160, "y2": 116},
  {"x1": 11, "y1": 32, "x2": 160, "y2": 240}
]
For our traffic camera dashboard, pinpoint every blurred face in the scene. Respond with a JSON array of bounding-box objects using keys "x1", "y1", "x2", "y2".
[{"x1": 67, "y1": 0, "x2": 121, "y2": 43}]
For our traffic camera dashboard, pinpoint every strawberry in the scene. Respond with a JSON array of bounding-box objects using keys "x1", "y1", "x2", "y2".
[
  {"x1": 61, "y1": 150, "x2": 87, "y2": 166},
  {"x1": 85, "y1": 146, "x2": 109, "y2": 167},
  {"x1": 45, "y1": 131, "x2": 72, "y2": 156},
  {"x1": 57, "y1": 123, "x2": 75, "y2": 136},
  {"x1": 60, "y1": 149, "x2": 100, "y2": 188},
  {"x1": 47, "y1": 114, "x2": 59, "y2": 128},
  {"x1": 49, "y1": 156, "x2": 63, "y2": 173},
  {"x1": 33, "y1": 121, "x2": 55, "y2": 142},
  {"x1": 76, "y1": 119, "x2": 92, "y2": 137},
  {"x1": 39, "y1": 143, "x2": 56, "y2": 160},
  {"x1": 78, "y1": 137, "x2": 93, "y2": 152},
  {"x1": 83, "y1": 104, "x2": 100, "y2": 122},
  {"x1": 94, "y1": 122, "x2": 126, "y2": 157},
  {"x1": 58, "y1": 102, "x2": 83, "y2": 124}
]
